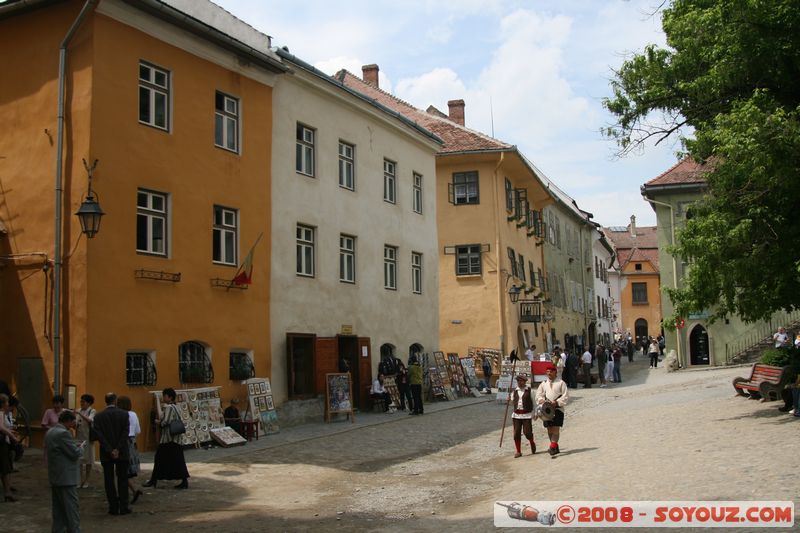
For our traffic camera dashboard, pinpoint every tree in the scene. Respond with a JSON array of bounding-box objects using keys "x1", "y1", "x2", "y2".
[{"x1": 603, "y1": 0, "x2": 800, "y2": 325}]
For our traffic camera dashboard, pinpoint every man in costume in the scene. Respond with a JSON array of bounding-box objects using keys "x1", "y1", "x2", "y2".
[
  {"x1": 535, "y1": 364, "x2": 569, "y2": 456},
  {"x1": 510, "y1": 374, "x2": 536, "y2": 458}
]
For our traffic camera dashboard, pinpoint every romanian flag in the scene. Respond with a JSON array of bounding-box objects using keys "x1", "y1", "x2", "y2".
[{"x1": 232, "y1": 233, "x2": 262, "y2": 286}]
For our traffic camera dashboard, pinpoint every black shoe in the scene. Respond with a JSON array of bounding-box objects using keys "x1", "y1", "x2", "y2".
[
  {"x1": 174, "y1": 480, "x2": 188, "y2": 490},
  {"x1": 108, "y1": 509, "x2": 119, "y2": 515},
  {"x1": 142, "y1": 479, "x2": 156, "y2": 488},
  {"x1": 778, "y1": 405, "x2": 792, "y2": 412},
  {"x1": 119, "y1": 508, "x2": 132, "y2": 515},
  {"x1": 131, "y1": 490, "x2": 143, "y2": 504}
]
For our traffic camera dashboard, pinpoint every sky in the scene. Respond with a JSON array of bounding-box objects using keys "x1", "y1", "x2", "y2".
[{"x1": 213, "y1": 0, "x2": 683, "y2": 228}]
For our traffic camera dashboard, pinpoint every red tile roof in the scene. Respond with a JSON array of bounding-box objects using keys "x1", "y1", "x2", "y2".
[
  {"x1": 645, "y1": 157, "x2": 710, "y2": 186},
  {"x1": 603, "y1": 225, "x2": 659, "y2": 271},
  {"x1": 336, "y1": 70, "x2": 512, "y2": 154}
]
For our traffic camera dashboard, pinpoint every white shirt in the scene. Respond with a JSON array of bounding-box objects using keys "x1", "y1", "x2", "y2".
[
  {"x1": 525, "y1": 348, "x2": 534, "y2": 361},
  {"x1": 370, "y1": 379, "x2": 386, "y2": 395},
  {"x1": 535, "y1": 378, "x2": 569, "y2": 408},
  {"x1": 581, "y1": 350, "x2": 592, "y2": 364},
  {"x1": 511, "y1": 386, "x2": 533, "y2": 419},
  {"x1": 774, "y1": 332, "x2": 789, "y2": 348},
  {"x1": 128, "y1": 410, "x2": 141, "y2": 438}
]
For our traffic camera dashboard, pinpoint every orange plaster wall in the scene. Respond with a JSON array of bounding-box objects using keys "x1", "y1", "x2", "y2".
[{"x1": 619, "y1": 261, "x2": 662, "y2": 340}]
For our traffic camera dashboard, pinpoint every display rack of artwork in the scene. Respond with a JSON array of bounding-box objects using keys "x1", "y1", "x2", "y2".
[
  {"x1": 383, "y1": 375, "x2": 402, "y2": 409},
  {"x1": 325, "y1": 372, "x2": 355, "y2": 423},
  {"x1": 245, "y1": 378, "x2": 279, "y2": 435},
  {"x1": 209, "y1": 426, "x2": 247, "y2": 447},
  {"x1": 447, "y1": 353, "x2": 469, "y2": 397},
  {"x1": 459, "y1": 357, "x2": 482, "y2": 395},
  {"x1": 433, "y1": 351, "x2": 455, "y2": 398},
  {"x1": 468, "y1": 347, "x2": 501, "y2": 379},
  {"x1": 151, "y1": 386, "x2": 224, "y2": 447},
  {"x1": 428, "y1": 367, "x2": 447, "y2": 400},
  {"x1": 496, "y1": 358, "x2": 521, "y2": 402}
]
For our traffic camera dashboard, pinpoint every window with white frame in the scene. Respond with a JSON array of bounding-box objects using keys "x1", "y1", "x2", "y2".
[
  {"x1": 139, "y1": 62, "x2": 170, "y2": 130},
  {"x1": 126, "y1": 351, "x2": 157, "y2": 386},
  {"x1": 215, "y1": 91, "x2": 239, "y2": 152},
  {"x1": 296, "y1": 224, "x2": 315, "y2": 277},
  {"x1": 338, "y1": 141, "x2": 355, "y2": 190},
  {"x1": 212, "y1": 205, "x2": 238, "y2": 265},
  {"x1": 136, "y1": 189, "x2": 168, "y2": 256},
  {"x1": 411, "y1": 252, "x2": 422, "y2": 294},
  {"x1": 339, "y1": 234, "x2": 355, "y2": 283},
  {"x1": 383, "y1": 159, "x2": 396, "y2": 203},
  {"x1": 412, "y1": 172, "x2": 423, "y2": 214},
  {"x1": 456, "y1": 244, "x2": 481, "y2": 276},
  {"x1": 296, "y1": 123, "x2": 315, "y2": 176},
  {"x1": 384, "y1": 245, "x2": 397, "y2": 289}
]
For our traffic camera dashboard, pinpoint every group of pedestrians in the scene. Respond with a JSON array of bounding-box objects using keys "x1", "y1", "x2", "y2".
[
  {"x1": 2, "y1": 386, "x2": 192, "y2": 532},
  {"x1": 369, "y1": 355, "x2": 424, "y2": 415}
]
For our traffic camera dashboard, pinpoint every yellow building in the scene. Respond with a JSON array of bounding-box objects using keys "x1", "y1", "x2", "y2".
[
  {"x1": 340, "y1": 67, "x2": 555, "y2": 362},
  {"x1": 604, "y1": 218, "x2": 663, "y2": 344},
  {"x1": 0, "y1": 0, "x2": 284, "y2": 448}
]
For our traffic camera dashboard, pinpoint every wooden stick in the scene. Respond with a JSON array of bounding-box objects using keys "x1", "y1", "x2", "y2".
[{"x1": 498, "y1": 357, "x2": 517, "y2": 447}]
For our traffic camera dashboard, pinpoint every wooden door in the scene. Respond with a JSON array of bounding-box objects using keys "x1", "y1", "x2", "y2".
[
  {"x1": 357, "y1": 337, "x2": 372, "y2": 409},
  {"x1": 315, "y1": 337, "x2": 338, "y2": 396}
]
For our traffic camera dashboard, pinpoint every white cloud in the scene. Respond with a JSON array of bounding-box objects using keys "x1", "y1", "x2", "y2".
[
  {"x1": 395, "y1": 68, "x2": 466, "y2": 111},
  {"x1": 576, "y1": 190, "x2": 656, "y2": 228}
]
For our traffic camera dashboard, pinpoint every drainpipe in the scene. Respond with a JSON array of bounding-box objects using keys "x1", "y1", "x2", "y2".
[
  {"x1": 645, "y1": 196, "x2": 683, "y2": 368},
  {"x1": 53, "y1": 0, "x2": 98, "y2": 395},
  {"x1": 493, "y1": 152, "x2": 506, "y2": 355}
]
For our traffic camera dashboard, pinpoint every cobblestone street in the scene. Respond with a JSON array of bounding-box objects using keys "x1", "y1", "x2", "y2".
[{"x1": 3, "y1": 357, "x2": 798, "y2": 532}]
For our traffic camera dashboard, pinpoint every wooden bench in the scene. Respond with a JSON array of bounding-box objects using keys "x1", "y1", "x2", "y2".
[{"x1": 732, "y1": 364, "x2": 793, "y2": 401}]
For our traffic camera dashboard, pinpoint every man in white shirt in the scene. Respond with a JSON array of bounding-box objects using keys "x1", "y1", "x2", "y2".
[
  {"x1": 773, "y1": 327, "x2": 790, "y2": 348},
  {"x1": 581, "y1": 349, "x2": 592, "y2": 388},
  {"x1": 536, "y1": 364, "x2": 569, "y2": 455},
  {"x1": 525, "y1": 346, "x2": 535, "y2": 362},
  {"x1": 509, "y1": 374, "x2": 536, "y2": 457}
]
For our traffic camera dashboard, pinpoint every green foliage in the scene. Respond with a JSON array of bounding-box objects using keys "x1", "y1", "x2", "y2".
[
  {"x1": 760, "y1": 347, "x2": 800, "y2": 373},
  {"x1": 604, "y1": 0, "x2": 800, "y2": 325}
]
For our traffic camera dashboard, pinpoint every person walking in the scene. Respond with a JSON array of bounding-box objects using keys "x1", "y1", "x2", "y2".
[
  {"x1": 143, "y1": 388, "x2": 189, "y2": 489},
  {"x1": 648, "y1": 338, "x2": 660, "y2": 369},
  {"x1": 0, "y1": 394, "x2": 19, "y2": 503},
  {"x1": 604, "y1": 348, "x2": 614, "y2": 384},
  {"x1": 509, "y1": 374, "x2": 536, "y2": 457},
  {"x1": 595, "y1": 344, "x2": 607, "y2": 388},
  {"x1": 482, "y1": 356, "x2": 493, "y2": 391},
  {"x1": 92, "y1": 393, "x2": 130, "y2": 516},
  {"x1": 395, "y1": 362, "x2": 412, "y2": 411},
  {"x1": 44, "y1": 410, "x2": 84, "y2": 532},
  {"x1": 612, "y1": 345, "x2": 622, "y2": 383},
  {"x1": 535, "y1": 364, "x2": 569, "y2": 456},
  {"x1": 566, "y1": 350, "x2": 580, "y2": 389},
  {"x1": 116, "y1": 396, "x2": 142, "y2": 505},
  {"x1": 75, "y1": 394, "x2": 96, "y2": 489},
  {"x1": 626, "y1": 339, "x2": 634, "y2": 363},
  {"x1": 408, "y1": 355, "x2": 424, "y2": 415},
  {"x1": 581, "y1": 348, "x2": 593, "y2": 388}
]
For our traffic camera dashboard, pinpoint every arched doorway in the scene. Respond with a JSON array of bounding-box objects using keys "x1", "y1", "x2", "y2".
[
  {"x1": 587, "y1": 323, "x2": 596, "y2": 349},
  {"x1": 634, "y1": 318, "x2": 648, "y2": 344},
  {"x1": 408, "y1": 343, "x2": 423, "y2": 362},
  {"x1": 689, "y1": 325, "x2": 710, "y2": 365}
]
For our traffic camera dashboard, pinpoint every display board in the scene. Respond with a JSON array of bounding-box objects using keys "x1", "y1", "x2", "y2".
[
  {"x1": 447, "y1": 353, "x2": 469, "y2": 397},
  {"x1": 428, "y1": 367, "x2": 447, "y2": 400},
  {"x1": 383, "y1": 375, "x2": 401, "y2": 409},
  {"x1": 495, "y1": 358, "x2": 521, "y2": 402},
  {"x1": 245, "y1": 378, "x2": 279, "y2": 435},
  {"x1": 210, "y1": 427, "x2": 247, "y2": 447},
  {"x1": 151, "y1": 386, "x2": 224, "y2": 446},
  {"x1": 468, "y1": 347, "x2": 502, "y2": 381},
  {"x1": 325, "y1": 372, "x2": 355, "y2": 423},
  {"x1": 433, "y1": 351, "x2": 455, "y2": 398},
  {"x1": 459, "y1": 357, "x2": 483, "y2": 396}
]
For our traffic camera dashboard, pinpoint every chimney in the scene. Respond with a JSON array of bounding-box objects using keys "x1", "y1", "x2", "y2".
[
  {"x1": 629, "y1": 215, "x2": 637, "y2": 237},
  {"x1": 362, "y1": 64, "x2": 379, "y2": 87},
  {"x1": 448, "y1": 99, "x2": 465, "y2": 126}
]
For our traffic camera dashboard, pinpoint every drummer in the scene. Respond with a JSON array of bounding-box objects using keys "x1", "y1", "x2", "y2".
[{"x1": 535, "y1": 364, "x2": 569, "y2": 456}]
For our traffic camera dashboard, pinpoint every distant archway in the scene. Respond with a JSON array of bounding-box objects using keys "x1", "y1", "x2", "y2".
[
  {"x1": 634, "y1": 319, "x2": 648, "y2": 344},
  {"x1": 379, "y1": 343, "x2": 395, "y2": 360},
  {"x1": 408, "y1": 343, "x2": 423, "y2": 361},
  {"x1": 689, "y1": 325, "x2": 710, "y2": 365}
]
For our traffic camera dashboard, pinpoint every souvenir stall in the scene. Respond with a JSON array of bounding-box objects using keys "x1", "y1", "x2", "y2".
[
  {"x1": 151, "y1": 386, "x2": 225, "y2": 447},
  {"x1": 244, "y1": 377, "x2": 279, "y2": 435}
]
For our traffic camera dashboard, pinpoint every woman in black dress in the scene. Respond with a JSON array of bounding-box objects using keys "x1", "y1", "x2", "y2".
[{"x1": 142, "y1": 388, "x2": 189, "y2": 489}]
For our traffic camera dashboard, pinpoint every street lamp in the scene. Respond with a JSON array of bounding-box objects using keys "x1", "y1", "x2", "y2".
[
  {"x1": 508, "y1": 284, "x2": 521, "y2": 303},
  {"x1": 76, "y1": 158, "x2": 104, "y2": 238}
]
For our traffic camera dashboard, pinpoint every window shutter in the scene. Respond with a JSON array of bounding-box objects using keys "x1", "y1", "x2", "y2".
[{"x1": 448, "y1": 183, "x2": 455, "y2": 205}]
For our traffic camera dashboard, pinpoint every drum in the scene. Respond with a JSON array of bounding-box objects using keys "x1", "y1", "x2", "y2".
[{"x1": 537, "y1": 401, "x2": 557, "y2": 421}]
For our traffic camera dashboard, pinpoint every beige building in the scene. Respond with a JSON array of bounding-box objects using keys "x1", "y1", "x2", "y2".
[
  {"x1": 340, "y1": 66, "x2": 555, "y2": 361},
  {"x1": 270, "y1": 53, "x2": 441, "y2": 414}
]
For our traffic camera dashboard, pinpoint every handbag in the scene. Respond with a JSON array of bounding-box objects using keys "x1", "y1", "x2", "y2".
[{"x1": 167, "y1": 405, "x2": 186, "y2": 436}]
